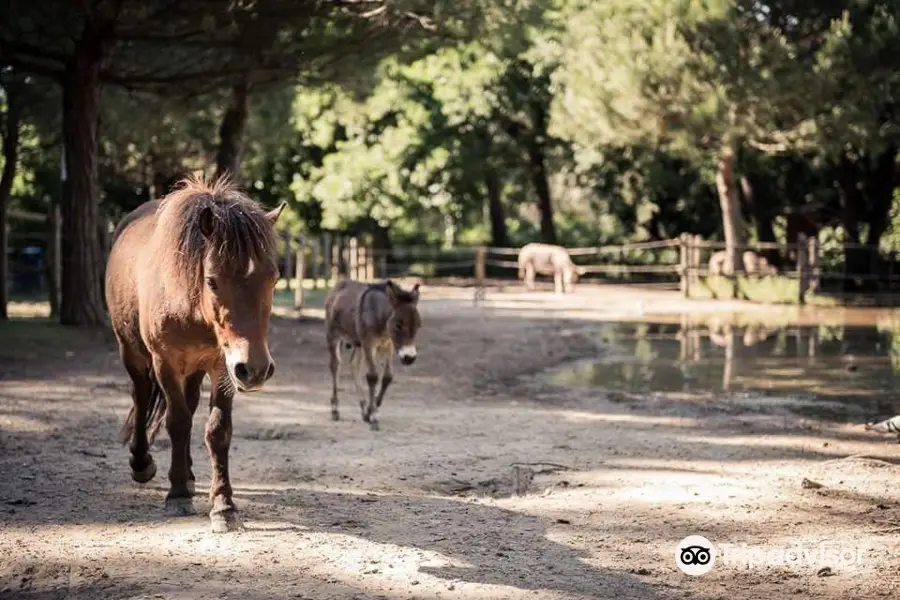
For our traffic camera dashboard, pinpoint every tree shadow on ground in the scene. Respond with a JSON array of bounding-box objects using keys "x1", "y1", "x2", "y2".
[{"x1": 236, "y1": 485, "x2": 665, "y2": 599}]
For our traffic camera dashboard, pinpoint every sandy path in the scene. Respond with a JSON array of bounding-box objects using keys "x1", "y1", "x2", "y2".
[{"x1": 1, "y1": 285, "x2": 899, "y2": 599}]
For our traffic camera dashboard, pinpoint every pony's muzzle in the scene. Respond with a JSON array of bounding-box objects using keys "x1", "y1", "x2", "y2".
[{"x1": 233, "y1": 360, "x2": 275, "y2": 391}]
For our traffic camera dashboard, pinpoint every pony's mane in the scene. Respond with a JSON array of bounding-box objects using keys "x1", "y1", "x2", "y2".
[{"x1": 153, "y1": 175, "x2": 278, "y2": 296}]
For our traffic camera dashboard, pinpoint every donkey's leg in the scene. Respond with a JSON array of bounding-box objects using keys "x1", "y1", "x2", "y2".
[
  {"x1": 328, "y1": 337, "x2": 342, "y2": 421},
  {"x1": 206, "y1": 368, "x2": 242, "y2": 533},
  {"x1": 349, "y1": 346, "x2": 366, "y2": 404},
  {"x1": 554, "y1": 270, "x2": 563, "y2": 295},
  {"x1": 369, "y1": 357, "x2": 393, "y2": 431},
  {"x1": 361, "y1": 344, "x2": 380, "y2": 427},
  {"x1": 183, "y1": 371, "x2": 205, "y2": 496},
  {"x1": 122, "y1": 356, "x2": 157, "y2": 484},
  {"x1": 153, "y1": 360, "x2": 195, "y2": 517}
]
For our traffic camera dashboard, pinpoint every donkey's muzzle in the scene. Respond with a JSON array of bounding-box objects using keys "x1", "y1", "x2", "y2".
[
  {"x1": 234, "y1": 360, "x2": 275, "y2": 390},
  {"x1": 397, "y1": 344, "x2": 417, "y2": 366}
]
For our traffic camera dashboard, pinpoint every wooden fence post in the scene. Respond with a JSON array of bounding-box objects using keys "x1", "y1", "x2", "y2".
[
  {"x1": 349, "y1": 237, "x2": 359, "y2": 280},
  {"x1": 474, "y1": 247, "x2": 486, "y2": 305},
  {"x1": 309, "y1": 238, "x2": 319, "y2": 289},
  {"x1": 679, "y1": 233, "x2": 691, "y2": 298},
  {"x1": 294, "y1": 234, "x2": 305, "y2": 309},
  {"x1": 807, "y1": 235, "x2": 819, "y2": 294},
  {"x1": 332, "y1": 235, "x2": 341, "y2": 281},
  {"x1": 870, "y1": 243, "x2": 880, "y2": 292},
  {"x1": 797, "y1": 232, "x2": 809, "y2": 305},
  {"x1": 282, "y1": 230, "x2": 294, "y2": 291},
  {"x1": 378, "y1": 249, "x2": 387, "y2": 279},
  {"x1": 48, "y1": 204, "x2": 62, "y2": 318},
  {"x1": 730, "y1": 242, "x2": 740, "y2": 300},
  {"x1": 358, "y1": 242, "x2": 369, "y2": 282},
  {"x1": 322, "y1": 233, "x2": 332, "y2": 285},
  {"x1": 691, "y1": 235, "x2": 702, "y2": 293}
]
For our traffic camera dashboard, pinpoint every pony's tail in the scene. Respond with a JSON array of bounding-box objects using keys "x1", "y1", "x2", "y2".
[{"x1": 119, "y1": 373, "x2": 167, "y2": 446}]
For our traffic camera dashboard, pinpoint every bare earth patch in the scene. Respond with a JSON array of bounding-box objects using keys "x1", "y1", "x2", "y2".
[{"x1": 1, "y1": 285, "x2": 899, "y2": 599}]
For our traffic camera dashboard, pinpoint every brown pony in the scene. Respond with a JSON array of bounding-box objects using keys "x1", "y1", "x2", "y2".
[{"x1": 105, "y1": 175, "x2": 285, "y2": 533}]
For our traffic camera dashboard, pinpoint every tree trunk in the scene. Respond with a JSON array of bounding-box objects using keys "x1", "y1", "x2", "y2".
[
  {"x1": 47, "y1": 204, "x2": 61, "y2": 318},
  {"x1": 214, "y1": 81, "x2": 250, "y2": 181},
  {"x1": 834, "y1": 155, "x2": 865, "y2": 290},
  {"x1": 60, "y1": 29, "x2": 108, "y2": 326},
  {"x1": 527, "y1": 99, "x2": 557, "y2": 245},
  {"x1": 863, "y1": 144, "x2": 896, "y2": 250},
  {"x1": 371, "y1": 224, "x2": 392, "y2": 253},
  {"x1": 0, "y1": 82, "x2": 23, "y2": 321},
  {"x1": 484, "y1": 170, "x2": 509, "y2": 247},
  {"x1": 741, "y1": 174, "x2": 780, "y2": 268},
  {"x1": 715, "y1": 141, "x2": 745, "y2": 275}
]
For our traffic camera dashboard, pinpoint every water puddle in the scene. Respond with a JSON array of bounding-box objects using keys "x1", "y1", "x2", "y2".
[{"x1": 548, "y1": 308, "x2": 900, "y2": 421}]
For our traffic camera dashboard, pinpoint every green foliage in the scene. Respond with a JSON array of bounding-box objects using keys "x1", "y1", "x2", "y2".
[
  {"x1": 697, "y1": 275, "x2": 837, "y2": 306},
  {"x1": 5, "y1": 0, "x2": 900, "y2": 299}
]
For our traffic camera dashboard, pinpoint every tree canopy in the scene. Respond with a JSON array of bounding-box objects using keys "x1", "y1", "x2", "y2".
[{"x1": 3, "y1": 0, "x2": 900, "y2": 322}]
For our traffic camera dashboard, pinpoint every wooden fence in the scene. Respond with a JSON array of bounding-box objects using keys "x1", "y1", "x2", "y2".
[
  {"x1": 280, "y1": 233, "x2": 900, "y2": 308},
  {"x1": 7, "y1": 205, "x2": 900, "y2": 311},
  {"x1": 678, "y1": 234, "x2": 821, "y2": 303},
  {"x1": 279, "y1": 235, "x2": 685, "y2": 308}
]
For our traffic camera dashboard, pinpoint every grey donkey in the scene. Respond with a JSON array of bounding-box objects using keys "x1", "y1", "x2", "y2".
[{"x1": 324, "y1": 279, "x2": 422, "y2": 431}]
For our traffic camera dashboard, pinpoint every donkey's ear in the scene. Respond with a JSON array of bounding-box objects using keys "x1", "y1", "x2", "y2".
[
  {"x1": 265, "y1": 202, "x2": 287, "y2": 224},
  {"x1": 199, "y1": 206, "x2": 215, "y2": 240},
  {"x1": 410, "y1": 283, "x2": 420, "y2": 304},
  {"x1": 385, "y1": 280, "x2": 400, "y2": 306}
]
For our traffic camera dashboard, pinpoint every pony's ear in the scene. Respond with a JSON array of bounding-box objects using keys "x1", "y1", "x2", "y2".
[
  {"x1": 265, "y1": 202, "x2": 287, "y2": 224},
  {"x1": 199, "y1": 206, "x2": 215, "y2": 240},
  {"x1": 410, "y1": 283, "x2": 420, "y2": 304}
]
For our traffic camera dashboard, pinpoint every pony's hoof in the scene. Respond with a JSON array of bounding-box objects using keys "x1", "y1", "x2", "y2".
[
  {"x1": 187, "y1": 478, "x2": 196, "y2": 496},
  {"x1": 361, "y1": 411, "x2": 371, "y2": 423},
  {"x1": 331, "y1": 410, "x2": 340, "y2": 421},
  {"x1": 210, "y1": 510, "x2": 245, "y2": 534},
  {"x1": 369, "y1": 419, "x2": 380, "y2": 432},
  {"x1": 131, "y1": 457, "x2": 157, "y2": 484},
  {"x1": 164, "y1": 496, "x2": 196, "y2": 517}
]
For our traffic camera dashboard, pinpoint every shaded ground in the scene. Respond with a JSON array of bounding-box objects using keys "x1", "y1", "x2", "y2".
[{"x1": 1, "y1": 284, "x2": 899, "y2": 600}]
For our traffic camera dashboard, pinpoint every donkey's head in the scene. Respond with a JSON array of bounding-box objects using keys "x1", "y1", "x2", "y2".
[{"x1": 385, "y1": 280, "x2": 421, "y2": 366}]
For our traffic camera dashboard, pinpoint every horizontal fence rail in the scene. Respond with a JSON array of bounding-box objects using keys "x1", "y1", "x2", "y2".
[{"x1": 7, "y1": 204, "x2": 900, "y2": 310}]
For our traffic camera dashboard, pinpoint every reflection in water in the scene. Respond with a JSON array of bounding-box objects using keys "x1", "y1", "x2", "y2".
[{"x1": 550, "y1": 310, "x2": 900, "y2": 421}]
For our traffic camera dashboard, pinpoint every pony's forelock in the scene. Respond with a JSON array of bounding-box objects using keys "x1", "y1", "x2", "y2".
[{"x1": 153, "y1": 174, "x2": 278, "y2": 298}]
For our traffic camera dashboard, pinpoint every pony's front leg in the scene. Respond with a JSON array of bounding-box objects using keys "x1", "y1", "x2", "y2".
[
  {"x1": 154, "y1": 361, "x2": 195, "y2": 517},
  {"x1": 184, "y1": 371, "x2": 205, "y2": 496},
  {"x1": 206, "y1": 368, "x2": 242, "y2": 533}
]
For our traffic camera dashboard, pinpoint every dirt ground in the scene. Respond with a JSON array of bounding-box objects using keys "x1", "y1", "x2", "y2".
[{"x1": 1, "y1": 284, "x2": 899, "y2": 600}]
